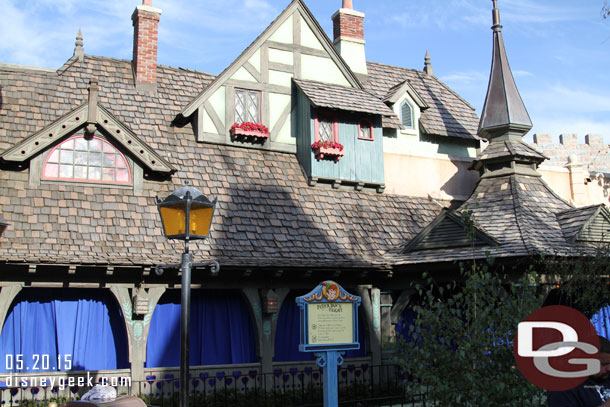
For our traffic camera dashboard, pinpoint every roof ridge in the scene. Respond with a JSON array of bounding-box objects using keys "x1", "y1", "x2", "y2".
[
  {"x1": 0, "y1": 62, "x2": 56, "y2": 74},
  {"x1": 508, "y1": 174, "x2": 536, "y2": 253}
]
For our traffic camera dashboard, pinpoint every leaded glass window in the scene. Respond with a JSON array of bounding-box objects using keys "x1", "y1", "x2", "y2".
[
  {"x1": 401, "y1": 101, "x2": 413, "y2": 128},
  {"x1": 319, "y1": 118, "x2": 334, "y2": 143},
  {"x1": 235, "y1": 89, "x2": 260, "y2": 123},
  {"x1": 43, "y1": 136, "x2": 131, "y2": 184}
]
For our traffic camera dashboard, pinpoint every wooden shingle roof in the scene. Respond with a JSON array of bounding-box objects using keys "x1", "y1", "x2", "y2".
[
  {"x1": 365, "y1": 62, "x2": 480, "y2": 141},
  {"x1": 0, "y1": 56, "x2": 442, "y2": 270}
]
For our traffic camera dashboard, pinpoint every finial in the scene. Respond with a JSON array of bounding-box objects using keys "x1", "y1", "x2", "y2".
[
  {"x1": 424, "y1": 50, "x2": 434, "y2": 76},
  {"x1": 342, "y1": 0, "x2": 353, "y2": 9},
  {"x1": 492, "y1": 0, "x2": 502, "y2": 31},
  {"x1": 74, "y1": 28, "x2": 84, "y2": 62}
]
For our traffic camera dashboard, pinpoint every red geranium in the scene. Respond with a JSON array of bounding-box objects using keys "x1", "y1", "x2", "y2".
[{"x1": 231, "y1": 122, "x2": 269, "y2": 134}]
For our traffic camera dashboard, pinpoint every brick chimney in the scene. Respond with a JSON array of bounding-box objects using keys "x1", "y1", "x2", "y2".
[
  {"x1": 132, "y1": 0, "x2": 161, "y2": 91},
  {"x1": 332, "y1": 0, "x2": 368, "y2": 76}
]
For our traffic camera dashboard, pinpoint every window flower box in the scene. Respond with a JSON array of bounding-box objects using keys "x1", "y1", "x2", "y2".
[
  {"x1": 230, "y1": 122, "x2": 270, "y2": 144},
  {"x1": 312, "y1": 140, "x2": 344, "y2": 162}
]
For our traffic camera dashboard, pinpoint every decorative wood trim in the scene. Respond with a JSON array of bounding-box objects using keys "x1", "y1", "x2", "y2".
[
  {"x1": 293, "y1": 9, "x2": 301, "y2": 46},
  {"x1": 196, "y1": 106, "x2": 204, "y2": 142},
  {"x1": 270, "y1": 101, "x2": 292, "y2": 141},
  {"x1": 243, "y1": 61, "x2": 262, "y2": 83},
  {"x1": 97, "y1": 107, "x2": 174, "y2": 173},
  {"x1": 268, "y1": 62, "x2": 294, "y2": 73},
  {"x1": 201, "y1": 132, "x2": 227, "y2": 144},
  {"x1": 203, "y1": 101, "x2": 225, "y2": 135},
  {"x1": 225, "y1": 80, "x2": 291, "y2": 95},
  {"x1": 261, "y1": 46, "x2": 270, "y2": 85},
  {"x1": 180, "y1": 0, "x2": 361, "y2": 118},
  {"x1": 225, "y1": 85, "x2": 235, "y2": 144},
  {"x1": 1, "y1": 104, "x2": 88, "y2": 162},
  {"x1": 265, "y1": 41, "x2": 329, "y2": 58}
]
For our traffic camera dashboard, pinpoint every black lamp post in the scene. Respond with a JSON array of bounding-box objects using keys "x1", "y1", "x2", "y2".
[{"x1": 156, "y1": 185, "x2": 219, "y2": 407}]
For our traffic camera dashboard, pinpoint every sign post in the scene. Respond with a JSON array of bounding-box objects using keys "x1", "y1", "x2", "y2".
[{"x1": 297, "y1": 281, "x2": 361, "y2": 407}]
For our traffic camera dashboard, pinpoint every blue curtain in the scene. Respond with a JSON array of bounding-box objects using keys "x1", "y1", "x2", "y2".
[
  {"x1": 395, "y1": 306, "x2": 417, "y2": 343},
  {"x1": 0, "y1": 288, "x2": 128, "y2": 372},
  {"x1": 592, "y1": 305, "x2": 610, "y2": 339},
  {"x1": 146, "y1": 290, "x2": 256, "y2": 367},
  {"x1": 273, "y1": 292, "x2": 367, "y2": 362}
]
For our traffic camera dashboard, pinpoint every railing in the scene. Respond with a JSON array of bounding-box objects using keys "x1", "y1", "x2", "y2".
[{"x1": 0, "y1": 365, "x2": 431, "y2": 407}]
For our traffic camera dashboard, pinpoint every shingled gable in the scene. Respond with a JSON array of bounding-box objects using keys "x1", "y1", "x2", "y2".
[
  {"x1": 557, "y1": 204, "x2": 610, "y2": 243},
  {"x1": 401, "y1": 209, "x2": 498, "y2": 253},
  {"x1": 0, "y1": 79, "x2": 174, "y2": 175},
  {"x1": 180, "y1": 0, "x2": 361, "y2": 120},
  {"x1": 383, "y1": 80, "x2": 428, "y2": 110},
  {"x1": 384, "y1": 1, "x2": 595, "y2": 267}
]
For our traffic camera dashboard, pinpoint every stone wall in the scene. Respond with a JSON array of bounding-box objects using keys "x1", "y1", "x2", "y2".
[{"x1": 533, "y1": 133, "x2": 610, "y2": 174}]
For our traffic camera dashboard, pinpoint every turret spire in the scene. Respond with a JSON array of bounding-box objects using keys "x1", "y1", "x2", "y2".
[
  {"x1": 478, "y1": 0, "x2": 532, "y2": 140},
  {"x1": 74, "y1": 28, "x2": 84, "y2": 62},
  {"x1": 423, "y1": 50, "x2": 433, "y2": 76}
]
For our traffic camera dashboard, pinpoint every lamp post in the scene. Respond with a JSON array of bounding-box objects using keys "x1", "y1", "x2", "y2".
[{"x1": 155, "y1": 185, "x2": 219, "y2": 407}]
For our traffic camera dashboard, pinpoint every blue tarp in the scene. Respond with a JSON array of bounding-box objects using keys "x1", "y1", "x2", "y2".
[
  {"x1": 273, "y1": 292, "x2": 367, "y2": 362},
  {"x1": 145, "y1": 290, "x2": 256, "y2": 367},
  {"x1": 0, "y1": 288, "x2": 128, "y2": 372}
]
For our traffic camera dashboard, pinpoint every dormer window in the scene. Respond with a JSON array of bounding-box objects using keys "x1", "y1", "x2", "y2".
[
  {"x1": 235, "y1": 89, "x2": 260, "y2": 123},
  {"x1": 400, "y1": 101, "x2": 413, "y2": 128},
  {"x1": 358, "y1": 119, "x2": 374, "y2": 140},
  {"x1": 315, "y1": 110, "x2": 338, "y2": 143},
  {"x1": 42, "y1": 135, "x2": 131, "y2": 184}
]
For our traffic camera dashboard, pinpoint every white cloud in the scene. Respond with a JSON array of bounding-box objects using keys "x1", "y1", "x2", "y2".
[{"x1": 440, "y1": 71, "x2": 488, "y2": 86}]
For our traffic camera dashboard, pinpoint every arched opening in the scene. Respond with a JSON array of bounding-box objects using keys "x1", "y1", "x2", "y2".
[
  {"x1": 0, "y1": 288, "x2": 129, "y2": 372},
  {"x1": 273, "y1": 291, "x2": 367, "y2": 362},
  {"x1": 145, "y1": 290, "x2": 256, "y2": 367}
]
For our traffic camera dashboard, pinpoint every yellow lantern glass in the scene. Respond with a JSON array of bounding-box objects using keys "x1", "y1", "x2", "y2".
[
  {"x1": 190, "y1": 204, "x2": 214, "y2": 237},
  {"x1": 159, "y1": 205, "x2": 187, "y2": 236}
]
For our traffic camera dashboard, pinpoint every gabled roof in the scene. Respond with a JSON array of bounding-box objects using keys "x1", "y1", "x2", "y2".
[
  {"x1": 0, "y1": 55, "x2": 442, "y2": 269},
  {"x1": 365, "y1": 62, "x2": 480, "y2": 141},
  {"x1": 0, "y1": 101, "x2": 175, "y2": 174},
  {"x1": 383, "y1": 80, "x2": 429, "y2": 110},
  {"x1": 180, "y1": 0, "x2": 362, "y2": 118},
  {"x1": 402, "y1": 209, "x2": 498, "y2": 253},
  {"x1": 557, "y1": 205, "x2": 610, "y2": 243},
  {"x1": 294, "y1": 79, "x2": 398, "y2": 118}
]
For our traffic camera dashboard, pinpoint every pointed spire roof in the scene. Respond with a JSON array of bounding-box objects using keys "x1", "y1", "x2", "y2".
[
  {"x1": 423, "y1": 50, "x2": 433, "y2": 76},
  {"x1": 478, "y1": 0, "x2": 532, "y2": 140},
  {"x1": 73, "y1": 28, "x2": 84, "y2": 62}
]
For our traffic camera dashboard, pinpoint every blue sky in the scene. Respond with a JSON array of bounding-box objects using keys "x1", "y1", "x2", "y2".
[{"x1": 1, "y1": 0, "x2": 609, "y2": 143}]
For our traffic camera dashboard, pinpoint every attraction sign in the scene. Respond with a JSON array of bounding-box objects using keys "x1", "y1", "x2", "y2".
[{"x1": 297, "y1": 280, "x2": 361, "y2": 352}]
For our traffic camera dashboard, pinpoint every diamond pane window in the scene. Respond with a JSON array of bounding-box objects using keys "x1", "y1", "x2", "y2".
[
  {"x1": 43, "y1": 135, "x2": 131, "y2": 185},
  {"x1": 315, "y1": 110, "x2": 338, "y2": 144},
  {"x1": 235, "y1": 89, "x2": 260, "y2": 123},
  {"x1": 319, "y1": 119, "x2": 334, "y2": 143}
]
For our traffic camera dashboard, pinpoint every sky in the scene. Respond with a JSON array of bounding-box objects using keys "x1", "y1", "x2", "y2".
[{"x1": 1, "y1": 0, "x2": 609, "y2": 144}]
